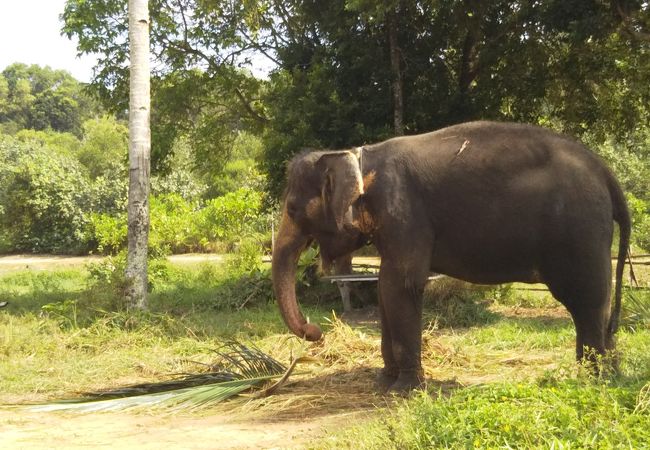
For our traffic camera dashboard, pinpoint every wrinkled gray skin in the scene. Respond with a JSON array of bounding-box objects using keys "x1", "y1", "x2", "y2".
[{"x1": 272, "y1": 121, "x2": 631, "y2": 393}]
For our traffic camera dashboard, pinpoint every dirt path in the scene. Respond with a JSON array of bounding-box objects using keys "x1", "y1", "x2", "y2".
[
  {"x1": 0, "y1": 254, "x2": 225, "y2": 273},
  {"x1": 0, "y1": 408, "x2": 367, "y2": 449}
]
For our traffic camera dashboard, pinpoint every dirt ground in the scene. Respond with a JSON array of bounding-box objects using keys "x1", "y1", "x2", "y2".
[
  {"x1": 0, "y1": 254, "x2": 226, "y2": 273},
  {"x1": 0, "y1": 408, "x2": 371, "y2": 449}
]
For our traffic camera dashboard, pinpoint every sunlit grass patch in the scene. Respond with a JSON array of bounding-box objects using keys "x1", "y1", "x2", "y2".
[
  {"x1": 318, "y1": 376, "x2": 650, "y2": 449},
  {"x1": 0, "y1": 269, "x2": 88, "y2": 312}
]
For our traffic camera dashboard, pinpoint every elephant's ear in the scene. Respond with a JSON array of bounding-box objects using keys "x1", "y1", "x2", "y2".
[{"x1": 317, "y1": 151, "x2": 364, "y2": 231}]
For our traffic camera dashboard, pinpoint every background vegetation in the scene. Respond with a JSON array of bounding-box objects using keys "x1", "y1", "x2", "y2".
[{"x1": 2, "y1": 1, "x2": 649, "y2": 255}]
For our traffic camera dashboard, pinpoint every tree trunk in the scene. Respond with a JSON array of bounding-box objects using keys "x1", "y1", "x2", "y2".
[
  {"x1": 455, "y1": 0, "x2": 482, "y2": 120},
  {"x1": 125, "y1": 0, "x2": 151, "y2": 309},
  {"x1": 387, "y1": 9, "x2": 404, "y2": 136}
]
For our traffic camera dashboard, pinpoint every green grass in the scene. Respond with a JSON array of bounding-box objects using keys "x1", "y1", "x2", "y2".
[
  {"x1": 317, "y1": 376, "x2": 650, "y2": 449},
  {"x1": 0, "y1": 262, "x2": 335, "y2": 400},
  {"x1": 1, "y1": 263, "x2": 649, "y2": 448},
  {"x1": 314, "y1": 287, "x2": 650, "y2": 449}
]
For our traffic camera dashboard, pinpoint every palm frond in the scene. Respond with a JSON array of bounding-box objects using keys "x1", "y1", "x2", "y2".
[
  {"x1": 27, "y1": 340, "x2": 308, "y2": 413},
  {"x1": 623, "y1": 290, "x2": 650, "y2": 331}
]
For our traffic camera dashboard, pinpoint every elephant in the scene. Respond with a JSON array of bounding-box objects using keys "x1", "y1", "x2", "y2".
[{"x1": 271, "y1": 121, "x2": 631, "y2": 393}]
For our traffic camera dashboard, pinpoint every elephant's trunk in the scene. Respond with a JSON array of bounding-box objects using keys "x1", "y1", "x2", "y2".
[{"x1": 272, "y1": 210, "x2": 323, "y2": 341}]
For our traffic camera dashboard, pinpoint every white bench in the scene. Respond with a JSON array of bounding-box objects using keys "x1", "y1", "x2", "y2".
[{"x1": 322, "y1": 273, "x2": 445, "y2": 312}]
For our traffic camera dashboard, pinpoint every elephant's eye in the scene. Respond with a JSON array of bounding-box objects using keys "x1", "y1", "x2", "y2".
[{"x1": 287, "y1": 201, "x2": 298, "y2": 219}]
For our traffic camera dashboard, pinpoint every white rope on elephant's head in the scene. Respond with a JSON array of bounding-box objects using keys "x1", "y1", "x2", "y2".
[{"x1": 354, "y1": 146, "x2": 364, "y2": 194}]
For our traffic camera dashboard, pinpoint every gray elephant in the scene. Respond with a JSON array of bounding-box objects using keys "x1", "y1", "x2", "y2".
[{"x1": 271, "y1": 121, "x2": 630, "y2": 393}]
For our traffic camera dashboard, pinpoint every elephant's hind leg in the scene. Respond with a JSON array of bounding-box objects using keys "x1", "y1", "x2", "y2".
[{"x1": 543, "y1": 246, "x2": 613, "y2": 367}]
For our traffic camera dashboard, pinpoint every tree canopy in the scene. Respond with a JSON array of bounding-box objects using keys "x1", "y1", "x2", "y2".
[
  {"x1": 0, "y1": 63, "x2": 102, "y2": 136},
  {"x1": 61, "y1": 0, "x2": 650, "y2": 197}
]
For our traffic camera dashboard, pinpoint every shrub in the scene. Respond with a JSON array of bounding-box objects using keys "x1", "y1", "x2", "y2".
[
  {"x1": 89, "y1": 212, "x2": 127, "y2": 255},
  {"x1": 86, "y1": 188, "x2": 270, "y2": 256},
  {"x1": 623, "y1": 289, "x2": 650, "y2": 332},
  {"x1": 89, "y1": 163, "x2": 129, "y2": 214},
  {"x1": 626, "y1": 193, "x2": 650, "y2": 252},
  {"x1": 0, "y1": 135, "x2": 92, "y2": 253},
  {"x1": 77, "y1": 116, "x2": 128, "y2": 179},
  {"x1": 149, "y1": 193, "x2": 201, "y2": 255},
  {"x1": 197, "y1": 188, "x2": 268, "y2": 248}
]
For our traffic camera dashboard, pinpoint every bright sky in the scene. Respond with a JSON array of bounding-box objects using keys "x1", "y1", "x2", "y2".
[{"x1": 0, "y1": 0, "x2": 97, "y2": 82}]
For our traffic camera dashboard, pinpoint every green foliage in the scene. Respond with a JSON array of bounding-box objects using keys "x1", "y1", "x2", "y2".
[
  {"x1": 0, "y1": 113, "x2": 268, "y2": 254},
  {"x1": 623, "y1": 289, "x2": 650, "y2": 332},
  {"x1": 226, "y1": 238, "x2": 266, "y2": 274},
  {"x1": 89, "y1": 165, "x2": 129, "y2": 214},
  {"x1": 0, "y1": 63, "x2": 102, "y2": 135},
  {"x1": 0, "y1": 112, "x2": 131, "y2": 254},
  {"x1": 626, "y1": 193, "x2": 650, "y2": 251},
  {"x1": 255, "y1": 0, "x2": 650, "y2": 197},
  {"x1": 0, "y1": 135, "x2": 92, "y2": 253},
  {"x1": 41, "y1": 299, "x2": 80, "y2": 329},
  {"x1": 197, "y1": 188, "x2": 268, "y2": 247},
  {"x1": 77, "y1": 116, "x2": 128, "y2": 178},
  {"x1": 87, "y1": 188, "x2": 269, "y2": 256},
  {"x1": 206, "y1": 158, "x2": 265, "y2": 199},
  {"x1": 89, "y1": 212, "x2": 128, "y2": 255},
  {"x1": 322, "y1": 380, "x2": 650, "y2": 449},
  {"x1": 63, "y1": 0, "x2": 269, "y2": 171},
  {"x1": 14, "y1": 128, "x2": 82, "y2": 156},
  {"x1": 149, "y1": 194, "x2": 201, "y2": 255},
  {"x1": 150, "y1": 137, "x2": 207, "y2": 201},
  {"x1": 591, "y1": 133, "x2": 650, "y2": 203}
]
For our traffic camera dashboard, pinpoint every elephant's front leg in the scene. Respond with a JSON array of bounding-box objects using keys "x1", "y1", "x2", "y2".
[{"x1": 378, "y1": 259, "x2": 428, "y2": 393}]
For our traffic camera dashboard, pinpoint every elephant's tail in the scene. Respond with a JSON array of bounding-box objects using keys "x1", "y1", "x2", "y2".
[{"x1": 607, "y1": 173, "x2": 631, "y2": 338}]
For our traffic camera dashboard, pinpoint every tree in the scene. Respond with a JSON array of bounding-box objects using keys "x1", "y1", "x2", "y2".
[
  {"x1": 259, "y1": 0, "x2": 650, "y2": 196},
  {"x1": 78, "y1": 116, "x2": 129, "y2": 179},
  {"x1": 62, "y1": 0, "x2": 650, "y2": 200},
  {"x1": 0, "y1": 63, "x2": 102, "y2": 136},
  {"x1": 0, "y1": 136, "x2": 92, "y2": 254},
  {"x1": 62, "y1": 0, "x2": 269, "y2": 173},
  {"x1": 125, "y1": 0, "x2": 151, "y2": 309}
]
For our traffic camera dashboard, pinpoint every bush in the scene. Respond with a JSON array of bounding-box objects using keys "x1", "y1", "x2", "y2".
[
  {"x1": 89, "y1": 212, "x2": 128, "y2": 255},
  {"x1": 626, "y1": 193, "x2": 650, "y2": 252},
  {"x1": 149, "y1": 193, "x2": 201, "y2": 255},
  {"x1": 623, "y1": 289, "x2": 650, "y2": 332},
  {"x1": 197, "y1": 188, "x2": 268, "y2": 249},
  {"x1": 77, "y1": 116, "x2": 128, "y2": 179},
  {"x1": 86, "y1": 188, "x2": 270, "y2": 256},
  {"x1": 0, "y1": 135, "x2": 93, "y2": 253}
]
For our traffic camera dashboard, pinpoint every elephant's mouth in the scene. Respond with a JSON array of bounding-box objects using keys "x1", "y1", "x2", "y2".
[{"x1": 315, "y1": 228, "x2": 366, "y2": 260}]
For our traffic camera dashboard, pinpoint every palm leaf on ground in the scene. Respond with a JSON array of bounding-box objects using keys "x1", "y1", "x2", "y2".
[{"x1": 27, "y1": 340, "x2": 309, "y2": 412}]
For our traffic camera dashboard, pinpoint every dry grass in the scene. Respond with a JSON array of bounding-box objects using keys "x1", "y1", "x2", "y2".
[
  {"x1": 225, "y1": 314, "x2": 390, "y2": 421},
  {"x1": 209, "y1": 300, "x2": 576, "y2": 422}
]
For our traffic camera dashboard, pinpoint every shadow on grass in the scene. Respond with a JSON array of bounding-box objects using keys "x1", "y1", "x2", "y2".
[{"x1": 241, "y1": 366, "x2": 465, "y2": 421}]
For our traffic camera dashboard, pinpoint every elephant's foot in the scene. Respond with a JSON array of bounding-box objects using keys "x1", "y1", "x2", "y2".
[
  {"x1": 386, "y1": 369, "x2": 425, "y2": 395},
  {"x1": 376, "y1": 367, "x2": 399, "y2": 392}
]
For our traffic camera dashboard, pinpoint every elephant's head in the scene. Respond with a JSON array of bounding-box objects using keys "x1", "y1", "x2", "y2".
[{"x1": 272, "y1": 150, "x2": 365, "y2": 341}]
